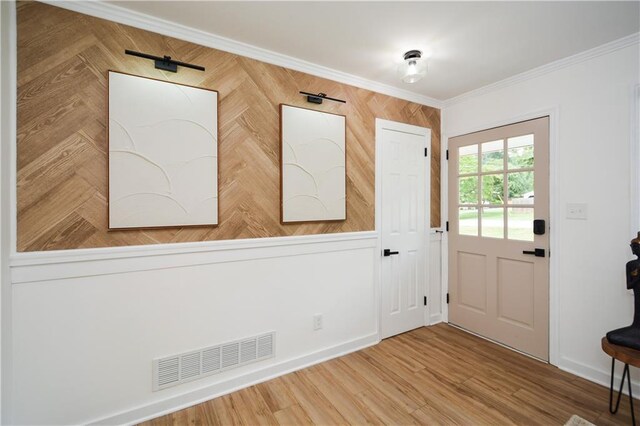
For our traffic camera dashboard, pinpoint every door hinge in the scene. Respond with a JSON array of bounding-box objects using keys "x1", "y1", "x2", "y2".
[
  {"x1": 446, "y1": 221, "x2": 449, "y2": 232},
  {"x1": 446, "y1": 149, "x2": 449, "y2": 160},
  {"x1": 424, "y1": 296, "x2": 427, "y2": 306},
  {"x1": 446, "y1": 293, "x2": 450, "y2": 304},
  {"x1": 424, "y1": 147, "x2": 428, "y2": 157}
]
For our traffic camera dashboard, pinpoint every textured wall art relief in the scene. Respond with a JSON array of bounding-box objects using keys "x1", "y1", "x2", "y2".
[
  {"x1": 108, "y1": 71, "x2": 218, "y2": 228},
  {"x1": 280, "y1": 105, "x2": 346, "y2": 223}
]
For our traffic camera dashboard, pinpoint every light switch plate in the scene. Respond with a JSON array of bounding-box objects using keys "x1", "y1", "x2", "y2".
[{"x1": 566, "y1": 203, "x2": 588, "y2": 220}]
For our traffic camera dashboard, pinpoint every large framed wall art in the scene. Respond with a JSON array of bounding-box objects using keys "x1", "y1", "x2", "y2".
[
  {"x1": 108, "y1": 71, "x2": 219, "y2": 229},
  {"x1": 280, "y1": 104, "x2": 347, "y2": 223}
]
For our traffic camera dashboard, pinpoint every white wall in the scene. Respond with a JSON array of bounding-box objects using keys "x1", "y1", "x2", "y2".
[
  {"x1": 9, "y1": 234, "x2": 378, "y2": 425},
  {"x1": 444, "y1": 40, "x2": 640, "y2": 388},
  {"x1": 0, "y1": 2, "x2": 15, "y2": 422}
]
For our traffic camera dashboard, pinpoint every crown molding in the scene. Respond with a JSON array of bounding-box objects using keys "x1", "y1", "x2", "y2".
[
  {"x1": 42, "y1": 0, "x2": 442, "y2": 109},
  {"x1": 31, "y1": 3, "x2": 640, "y2": 113},
  {"x1": 443, "y1": 32, "x2": 640, "y2": 108}
]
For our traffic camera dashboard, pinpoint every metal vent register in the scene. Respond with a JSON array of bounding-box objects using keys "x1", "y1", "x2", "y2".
[{"x1": 152, "y1": 332, "x2": 275, "y2": 391}]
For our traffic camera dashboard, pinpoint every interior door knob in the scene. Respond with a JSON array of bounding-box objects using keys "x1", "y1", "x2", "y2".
[
  {"x1": 383, "y1": 249, "x2": 399, "y2": 257},
  {"x1": 522, "y1": 248, "x2": 545, "y2": 257}
]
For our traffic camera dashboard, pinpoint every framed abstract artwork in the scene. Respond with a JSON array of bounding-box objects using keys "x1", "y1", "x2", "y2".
[
  {"x1": 280, "y1": 104, "x2": 347, "y2": 223},
  {"x1": 108, "y1": 71, "x2": 218, "y2": 229}
]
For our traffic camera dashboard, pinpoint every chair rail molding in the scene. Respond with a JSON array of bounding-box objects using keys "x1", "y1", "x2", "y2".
[{"x1": 10, "y1": 231, "x2": 378, "y2": 284}]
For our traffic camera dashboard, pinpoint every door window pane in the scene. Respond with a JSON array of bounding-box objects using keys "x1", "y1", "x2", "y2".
[
  {"x1": 481, "y1": 207, "x2": 504, "y2": 238},
  {"x1": 459, "y1": 207, "x2": 478, "y2": 236},
  {"x1": 508, "y1": 207, "x2": 534, "y2": 241},
  {"x1": 459, "y1": 176, "x2": 478, "y2": 204},
  {"x1": 507, "y1": 171, "x2": 534, "y2": 204},
  {"x1": 508, "y1": 134, "x2": 534, "y2": 170},
  {"x1": 482, "y1": 174, "x2": 504, "y2": 204},
  {"x1": 459, "y1": 145, "x2": 478, "y2": 174},
  {"x1": 481, "y1": 140, "x2": 504, "y2": 172}
]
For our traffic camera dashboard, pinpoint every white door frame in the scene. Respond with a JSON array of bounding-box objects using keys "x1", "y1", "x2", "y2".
[
  {"x1": 375, "y1": 118, "x2": 432, "y2": 341},
  {"x1": 442, "y1": 107, "x2": 560, "y2": 366},
  {"x1": 631, "y1": 84, "x2": 640, "y2": 236}
]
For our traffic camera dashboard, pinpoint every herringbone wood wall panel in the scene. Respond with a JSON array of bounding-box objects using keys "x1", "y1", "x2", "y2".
[{"x1": 16, "y1": 1, "x2": 441, "y2": 252}]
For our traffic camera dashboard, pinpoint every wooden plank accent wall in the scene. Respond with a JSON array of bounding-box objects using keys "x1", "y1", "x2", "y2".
[{"x1": 16, "y1": 1, "x2": 441, "y2": 252}]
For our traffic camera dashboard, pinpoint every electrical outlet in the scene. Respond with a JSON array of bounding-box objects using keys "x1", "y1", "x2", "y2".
[
  {"x1": 313, "y1": 314, "x2": 323, "y2": 331},
  {"x1": 566, "y1": 203, "x2": 588, "y2": 220}
]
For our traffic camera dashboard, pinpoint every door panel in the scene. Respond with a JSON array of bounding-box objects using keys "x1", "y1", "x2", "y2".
[
  {"x1": 458, "y1": 252, "x2": 487, "y2": 312},
  {"x1": 497, "y1": 258, "x2": 534, "y2": 327},
  {"x1": 379, "y1": 120, "x2": 430, "y2": 339},
  {"x1": 448, "y1": 117, "x2": 549, "y2": 360}
]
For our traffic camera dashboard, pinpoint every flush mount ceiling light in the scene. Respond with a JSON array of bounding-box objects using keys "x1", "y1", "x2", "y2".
[{"x1": 398, "y1": 50, "x2": 427, "y2": 84}]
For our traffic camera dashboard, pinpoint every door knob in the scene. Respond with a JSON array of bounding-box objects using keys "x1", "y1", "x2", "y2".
[
  {"x1": 523, "y1": 248, "x2": 545, "y2": 257},
  {"x1": 383, "y1": 249, "x2": 399, "y2": 257}
]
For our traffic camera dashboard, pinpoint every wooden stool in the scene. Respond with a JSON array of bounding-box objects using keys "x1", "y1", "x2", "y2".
[{"x1": 602, "y1": 337, "x2": 640, "y2": 425}]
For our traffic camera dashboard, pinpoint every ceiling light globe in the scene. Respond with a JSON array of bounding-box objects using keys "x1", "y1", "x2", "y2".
[{"x1": 398, "y1": 50, "x2": 427, "y2": 84}]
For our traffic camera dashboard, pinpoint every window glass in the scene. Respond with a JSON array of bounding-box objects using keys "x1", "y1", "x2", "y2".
[
  {"x1": 482, "y1": 140, "x2": 504, "y2": 172},
  {"x1": 459, "y1": 145, "x2": 478, "y2": 174},
  {"x1": 507, "y1": 134, "x2": 534, "y2": 170},
  {"x1": 459, "y1": 176, "x2": 478, "y2": 204},
  {"x1": 508, "y1": 208, "x2": 534, "y2": 241},
  {"x1": 482, "y1": 174, "x2": 504, "y2": 205},
  {"x1": 481, "y1": 207, "x2": 504, "y2": 239},
  {"x1": 459, "y1": 207, "x2": 479, "y2": 236},
  {"x1": 508, "y1": 172, "x2": 534, "y2": 204}
]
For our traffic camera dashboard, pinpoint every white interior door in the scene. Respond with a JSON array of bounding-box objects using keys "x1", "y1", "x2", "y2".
[
  {"x1": 377, "y1": 119, "x2": 431, "y2": 339},
  {"x1": 448, "y1": 117, "x2": 550, "y2": 361}
]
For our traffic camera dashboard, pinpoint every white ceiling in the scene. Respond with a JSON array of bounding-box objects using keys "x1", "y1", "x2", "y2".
[{"x1": 110, "y1": 1, "x2": 640, "y2": 101}]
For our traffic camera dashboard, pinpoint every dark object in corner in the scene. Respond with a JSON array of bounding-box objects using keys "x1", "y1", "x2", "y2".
[
  {"x1": 607, "y1": 232, "x2": 640, "y2": 350},
  {"x1": 124, "y1": 50, "x2": 205, "y2": 73},
  {"x1": 299, "y1": 91, "x2": 346, "y2": 104}
]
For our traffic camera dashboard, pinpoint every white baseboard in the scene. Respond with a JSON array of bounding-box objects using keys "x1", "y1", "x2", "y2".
[
  {"x1": 429, "y1": 314, "x2": 443, "y2": 325},
  {"x1": 558, "y1": 356, "x2": 640, "y2": 397},
  {"x1": 87, "y1": 333, "x2": 380, "y2": 425}
]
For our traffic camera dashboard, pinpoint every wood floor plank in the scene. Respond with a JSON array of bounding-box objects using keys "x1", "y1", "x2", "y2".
[
  {"x1": 228, "y1": 386, "x2": 279, "y2": 426},
  {"x1": 279, "y1": 372, "x2": 347, "y2": 425},
  {"x1": 303, "y1": 364, "x2": 382, "y2": 425},
  {"x1": 343, "y1": 351, "x2": 426, "y2": 412},
  {"x1": 354, "y1": 386, "x2": 420, "y2": 425},
  {"x1": 255, "y1": 377, "x2": 298, "y2": 413},
  {"x1": 140, "y1": 324, "x2": 633, "y2": 426},
  {"x1": 320, "y1": 358, "x2": 371, "y2": 396},
  {"x1": 272, "y1": 404, "x2": 315, "y2": 426}
]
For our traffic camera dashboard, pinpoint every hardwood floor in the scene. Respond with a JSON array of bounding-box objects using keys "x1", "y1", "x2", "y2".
[{"x1": 141, "y1": 324, "x2": 633, "y2": 425}]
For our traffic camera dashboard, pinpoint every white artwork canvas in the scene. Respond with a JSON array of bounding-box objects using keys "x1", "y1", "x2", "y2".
[
  {"x1": 280, "y1": 105, "x2": 346, "y2": 222},
  {"x1": 108, "y1": 71, "x2": 218, "y2": 229}
]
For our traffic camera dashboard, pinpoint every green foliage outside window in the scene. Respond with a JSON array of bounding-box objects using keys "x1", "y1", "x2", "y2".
[{"x1": 459, "y1": 145, "x2": 534, "y2": 204}]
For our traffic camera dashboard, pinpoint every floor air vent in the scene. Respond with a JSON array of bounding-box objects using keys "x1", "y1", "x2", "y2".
[{"x1": 152, "y1": 332, "x2": 275, "y2": 391}]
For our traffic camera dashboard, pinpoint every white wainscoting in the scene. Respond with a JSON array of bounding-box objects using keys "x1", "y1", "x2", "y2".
[
  {"x1": 429, "y1": 231, "x2": 443, "y2": 325},
  {"x1": 10, "y1": 232, "x2": 379, "y2": 425}
]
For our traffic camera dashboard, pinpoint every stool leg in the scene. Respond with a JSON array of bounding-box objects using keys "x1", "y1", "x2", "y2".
[
  {"x1": 611, "y1": 358, "x2": 617, "y2": 413},
  {"x1": 610, "y1": 358, "x2": 628, "y2": 414},
  {"x1": 626, "y1": 364, "x2": 636, "y2": 426}
]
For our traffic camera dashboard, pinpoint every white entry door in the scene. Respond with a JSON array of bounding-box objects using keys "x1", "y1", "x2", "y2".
[
  {"x1": 377, "y1": 119, "x2": 431, "y2": 339},
  {"x1": 448, "y1": 117, "x2": 550, "y2": 360}
]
